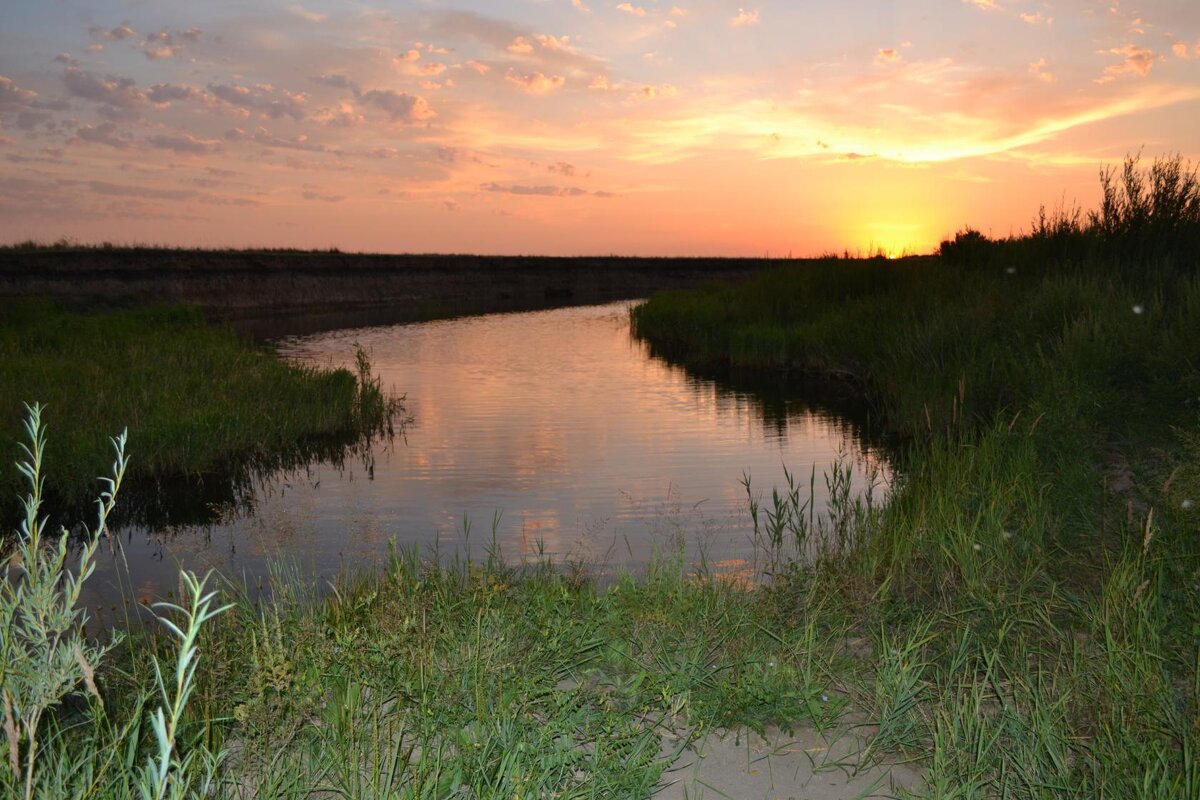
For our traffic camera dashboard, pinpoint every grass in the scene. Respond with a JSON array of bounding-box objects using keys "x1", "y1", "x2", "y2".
[{"x1": 0, "y1": 300, "x2": 401, "y2": 519}]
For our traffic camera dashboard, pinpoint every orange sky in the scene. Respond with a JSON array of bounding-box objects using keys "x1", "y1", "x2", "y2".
[{"x1": 1, "y1": 1, "x2": 1198, "y2": 256}]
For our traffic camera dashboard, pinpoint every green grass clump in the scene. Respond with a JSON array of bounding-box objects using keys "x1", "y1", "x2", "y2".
[{"x1": 0, "y1": 300, "x2": 399, "y2": 512}]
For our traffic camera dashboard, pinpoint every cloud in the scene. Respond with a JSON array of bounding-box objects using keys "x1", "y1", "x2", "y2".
[
  {"x1": 731, "y1": 8, "x2": 759, "y2": 26},
  {"x1": 535, "y1": 35, "x2": 574, "y2": 53},
  {"x1": 1172, "y1": 40, "x2": 1200, "y2": 60},
  {"x1": 312, "y1": 102, "x2": 366, "y2": 126},
  {"x1": 548, "y1": 161, "x2": 577, "y2": 175},
  {"x1": 61, "y1": 68, "x2": 146, "y2": 115},
  {"x1": 208, "y1": 82, "x2": 308, "y2": 119},
  {"x1": 54, "y1": 53, "x2": 78, "y2": 68},
  {"x1": 571, "y1": 0, "x2": 591, "y2": 13},
  {"x1": 15, "y1": 111, "x2": 52, "y2": 131},
  {"x1": 616, "y1": 3, "x2": 647, "y2": 17},
  {"x1": 961, "y1": 0, "x2": 999, "y2": 9},
  {"x1": 145, "y1": 133, "x2": 219, "y2": 154},
  {"x1": 87, "y1": 24, "x2": 136, "y2": 42},
  {"x1": 465, "y1": 60, "x2": 491, "y2": 75},
  {"x1": 85, "y1": 180, "x2": 197, "y2": 201},
  {"x1": 635, "y1": 84, "x2": 678, "y2": 100},
  {"x1": 141, "y1": 28, "x2": 201, "y2": 60},
  {"x1": 1028, "y1": 58, "x2": 1054, "y2": 83},
  {"x1": 311, "y1": 74, "x2": 362, "y2": 93},
  {"x1": 876, "y1": 48, "x2": 901, "y2": 64},
  {"x1": 481, "y1": 182, "x2": 612, "y2": 197},
  {"x1": 506, "y1": 70, "x2": 566, "y2": 93},
  {"x1": 1101, "y1": 45, "x2": 1161, "y2": 78},
  {"x1": 147, "y1": 83, "x2": 201, "y2": 105},
  {"x1": 224, "y1": 126, "x2": 335, "y2": 152},
  {"x1": 360, "y1": 89, "x2": 436, "y2": 122},
  {"x1": 507, "y1": 36, "x2": 535, "y2": 54},
  {"x1": 0, "y1": 76, "x2": 37, "y2": 109},
  {"x1": 288, "y1": 5, "x2": 328, "y2": 23},
  {"x1": 589, "y1": 75, "x2": 611, "y2": 90},
  {"x1": 1019, "y1": 11, "x2": 1052, "y2": 25},
  {"x1": 302, "y1": 190, "x2": 346, "y2": 202},
  {"x1": 395, "y1": 49, "x2": 421, "y2": 63},
  {"x1": 70, "y1": 122, "x2": 134, "y2": 148}
]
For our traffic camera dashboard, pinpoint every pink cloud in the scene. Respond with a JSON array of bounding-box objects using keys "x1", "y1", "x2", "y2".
[
  {"x1": 962, "y1": 0, "x2": 999, "y2": 10},
  {"x1": 616, "y1": 3, "x2": 646, "y2": 17},
  {"x1": 505, "y1": 70, "x2": 565, "y2": 94},
  {"x1": 1019, "y1": 11, "x2": 1052, "y2": 25},
  {"x1": 876, "y1": 48, "x2": 901, "y2": 64}
]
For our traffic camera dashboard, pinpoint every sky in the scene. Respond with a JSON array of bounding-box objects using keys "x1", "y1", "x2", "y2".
[{"x1": 0, "y1": 1, "x2": 1197, "y2": 256}]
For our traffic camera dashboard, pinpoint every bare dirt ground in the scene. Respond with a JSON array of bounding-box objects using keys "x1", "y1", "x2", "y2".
[{"x1": 656, "y1": 724, "x2": 922, "y2": 800}]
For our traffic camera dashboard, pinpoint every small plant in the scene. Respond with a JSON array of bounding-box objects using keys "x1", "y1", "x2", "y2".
[
  {"x1": 0, "y1": 402, "x2": 124, "y2": 799},
  {"x1": 0, "y1": 404, "x2": 229, "y2": 799}
]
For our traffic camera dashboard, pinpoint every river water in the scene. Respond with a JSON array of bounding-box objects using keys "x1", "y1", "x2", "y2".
[{"x1": 89, "y1": 302, "x2": 889, "y2": 615}]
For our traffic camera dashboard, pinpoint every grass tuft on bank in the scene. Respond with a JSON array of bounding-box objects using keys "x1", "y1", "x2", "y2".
[{"x1": 0, "y1": 300, "x2": 400, "y2": 513}]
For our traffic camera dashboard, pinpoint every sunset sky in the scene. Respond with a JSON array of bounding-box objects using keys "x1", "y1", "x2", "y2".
[{"x1": 1, "y1": 1, "x2": 1197, "y2": 256}]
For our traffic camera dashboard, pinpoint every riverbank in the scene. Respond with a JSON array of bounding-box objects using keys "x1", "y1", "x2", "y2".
[
  {"x1": 0, "y1": 246, "x2": 773, "y2": 323},
  {"x1": 0, "y1": 300, "x2": 400, "y2": 516},
  {"x1": 629, "y1": 159, "x2": 1200, "y2": 794}
]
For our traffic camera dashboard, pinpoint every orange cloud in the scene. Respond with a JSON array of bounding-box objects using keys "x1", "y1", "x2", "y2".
[
  {"x1": 876, "y1": 48, "x2": 901, "y2": 64},
  {"x1": 507, "y1": 36, "x2": 535, "y2": 54},
  {"x1": 1028, "y1": 58, "x2": 1054, "y2": 83},
  {"x1": 962, "y1": 0, "x2": 999, "y2": 10},
  {"x1": 1101, "y1": 44, "x2": 1162, "y2": 79},
  {"x1": 616, "y1": 3, "x2": 646, "y2": 16}
]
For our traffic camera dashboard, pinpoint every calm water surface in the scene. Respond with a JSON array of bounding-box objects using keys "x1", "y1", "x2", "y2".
[{"x1": 91, "y1": 302, "x2": 889, "y2": 612}]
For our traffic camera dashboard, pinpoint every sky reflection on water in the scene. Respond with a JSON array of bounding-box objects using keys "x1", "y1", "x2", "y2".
[{"x1": 88, "y1": 302, "x2": 889, "y2": 616}]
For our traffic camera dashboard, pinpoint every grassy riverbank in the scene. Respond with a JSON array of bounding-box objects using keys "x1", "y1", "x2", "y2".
[
  {"x1": 0, "y1": 300, "x2": 398, "y2": 512},
  {"x1": 629, "y1": 156, "x2": 1200, "y2": 793}
]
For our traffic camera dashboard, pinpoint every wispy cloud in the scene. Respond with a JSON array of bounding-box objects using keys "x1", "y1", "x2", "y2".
[
  {"x1": 616, "y1": 3, "x2": 647, "y2": 17},
  {"x1": 1099, "y1": 45, "x2": 1162, "y2": 80},
  {"x1": 481, "y1": 182, "x2": 613, "y2": 197}
]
